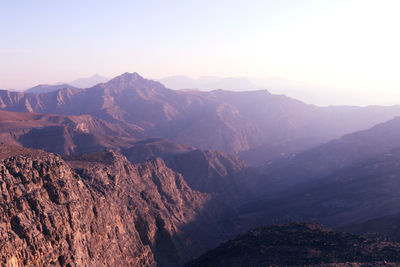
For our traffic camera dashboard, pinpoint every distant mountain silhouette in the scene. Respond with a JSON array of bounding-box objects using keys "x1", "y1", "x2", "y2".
[
  {"x1": 24, "y1": 74, "x2": 109, "y2": 94},
  {"x1": 25, "y1": 83, "x2": 78, "y2": 94},
  {"x1": 159, "y1": 75, "x2": 261, "y2": 91},
  {"x1": 69, "y1": 74, "x2": 109, "y2": 88}
]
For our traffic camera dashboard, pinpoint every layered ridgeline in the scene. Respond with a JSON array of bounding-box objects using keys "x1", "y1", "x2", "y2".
[
  {"x1": 0, "y1": 144, "x2": 236, "y2": 267},
  {"x1": 238, "y1": 117, "x2": 400, "y2": 232},
  {"x1": 2, "y1": 72, "x2": 400, "y2": 162},
  {"x1": 186, "y1": 223, "x2": 400, "y2": 267},
  {"x1": 256, "y1": 116, "x2": 400, "y2": 188},
  {"x1": 0, "y1": 109, "x2": 251, "y2": 205}
]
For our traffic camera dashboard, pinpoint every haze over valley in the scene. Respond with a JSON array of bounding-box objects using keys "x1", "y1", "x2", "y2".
[{"x1": 2, "y1": 1, "x2": 400, "y2": 266}]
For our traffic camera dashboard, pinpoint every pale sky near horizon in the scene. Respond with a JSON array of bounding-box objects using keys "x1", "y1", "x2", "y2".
[{"x1": 1, "y1": 0, "x2": 400, "y2": 105}]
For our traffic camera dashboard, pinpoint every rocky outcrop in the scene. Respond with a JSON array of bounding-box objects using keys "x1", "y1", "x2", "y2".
[
  {"x1": 185, "y1": 223, "x2": 400, "y2": 267},
  {"x1": 0, "y1": 145, "x2": 235, "y2": 266}
]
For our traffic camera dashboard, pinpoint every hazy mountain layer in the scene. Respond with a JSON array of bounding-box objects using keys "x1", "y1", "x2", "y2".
[
  {"x1": 254, "y1": 116, "x2": 400, "y2": 191},
  {"x1": 238, "y1": 117, "x2": 400, "y2": 232},
  {"x1": 25, "y1": 84, "x2": 78, "y2": 94},
  {"x1": 2, "y1": 72, "x2": 400, "y2": 159}
]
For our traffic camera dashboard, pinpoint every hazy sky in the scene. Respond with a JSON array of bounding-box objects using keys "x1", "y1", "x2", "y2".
[{"x1": 1, "y1": 0, "x2": 399, "y2": 105}]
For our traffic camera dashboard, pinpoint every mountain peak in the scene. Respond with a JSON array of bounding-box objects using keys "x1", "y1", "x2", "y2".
[
  {"x1": 112, "y1": 72, "x2": 144, "y2": 81},
  {"x1": 103, "y1": 72, "x2": 166, "y2": 93},
  {"x1": 106, "y1": 72, "x2": 146, "y2": 87}
]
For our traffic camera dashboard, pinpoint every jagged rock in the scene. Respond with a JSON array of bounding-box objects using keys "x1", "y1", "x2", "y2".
[{"x1": 0, "y1": 145, "x2": 235, "y2": 266}]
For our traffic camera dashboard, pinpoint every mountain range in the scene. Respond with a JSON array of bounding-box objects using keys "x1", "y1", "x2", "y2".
[
  {"x1": 3, "y1": 72, "x2": 400, "y2": 159},
  {"x1": 24, "y1": 74, "x2": 109, "y2": 94},
  {"x1": 2, "y1": 72, "x2": 400, "y2": 266},
  {"x1": 237, "y1": 116, "x2": 400, "y2": 233}
]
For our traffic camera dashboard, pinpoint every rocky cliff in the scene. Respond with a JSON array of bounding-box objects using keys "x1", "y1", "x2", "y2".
[{"x1": 0, "y1": 144, "x2": 235, "y2": 266}]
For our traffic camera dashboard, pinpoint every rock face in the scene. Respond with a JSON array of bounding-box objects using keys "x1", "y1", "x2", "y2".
[
  {"x1": 2, "y1": 72, "x2": 400, "y2": 159},
  {"x1": 121, "y1": 138, "x2": 249, "y2": 204},
  {"x1": 0, "y1": 144, "x2": 234, "y2": 266},
  {"x1": 185, "y1": 223, "x2": 400, "y2": 267}
]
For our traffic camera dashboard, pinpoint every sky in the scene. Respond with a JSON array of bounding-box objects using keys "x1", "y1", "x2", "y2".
[{"x1": 1, "y1": 0, "x2": 399, "y2": 105}]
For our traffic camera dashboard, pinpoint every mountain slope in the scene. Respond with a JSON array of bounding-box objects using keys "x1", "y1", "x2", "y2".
[
  {"x1": 256, "y1": 116, "x2": 400, "y2": 191},
  {"x1": 343, "y1": 212, "x2": 400, "y2": 242},
  {"x1": 232, "y1": 117, "x2": 400, "y2": 234},
  {"x1": 244, "y1": 149, "x2": 400, "y2": 227},
  {"x1": 237, "y1": 117, "x2": 400, "y2": 231},
  {"x1": 185, "y1": 223, "x2": 400, "y2": 267}
]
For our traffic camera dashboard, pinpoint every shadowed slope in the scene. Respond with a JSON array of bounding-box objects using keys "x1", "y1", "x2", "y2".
[{"x1": 185, "y1": 223, "x2": 400, "y2": 267}]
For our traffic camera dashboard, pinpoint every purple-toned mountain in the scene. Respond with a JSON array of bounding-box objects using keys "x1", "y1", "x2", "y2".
[
  {"x1": 237, "y1": 117, "x2": 400, "y2": 234},
  {"x1": 256, "y1": 116, "x2": 400, "y2": 189},
  {"x1": 2, "y1": 72, "x2": 400, "y2": 159}
]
